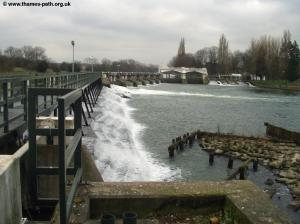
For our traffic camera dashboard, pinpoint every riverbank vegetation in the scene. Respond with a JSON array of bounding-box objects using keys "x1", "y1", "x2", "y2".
[
  {"x1": 169, "y1": 30, "x2": 300, "y2": 84},
  {"x1": 251, "y1": 80, "x2": 300, "y2": 91}
]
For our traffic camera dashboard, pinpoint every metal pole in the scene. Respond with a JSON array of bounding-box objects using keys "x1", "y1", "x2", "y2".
[
  {"x1": 72, "y1": 46, "x2": 74, "y2": 73},
  {"x1": 71, "y1": 40, "x2": 75, "y2": 74}
]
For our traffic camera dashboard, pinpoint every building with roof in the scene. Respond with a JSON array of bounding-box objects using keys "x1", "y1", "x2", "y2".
[{"x1": 160, "y1": 67, "x2": 209, "y2": 84}]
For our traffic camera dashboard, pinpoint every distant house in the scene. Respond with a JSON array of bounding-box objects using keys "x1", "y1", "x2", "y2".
[
  {"x1": 250, "y1": 74, "x2": 266, "y2": 81},
  {"x1": 243, "y1": 74, "x2": 266, "y2": 81},
  {"x1": 159, "y1": 67, "x2": 209, "y2": 84},
  {"x1": 216, "y1": 73, "x2": 242, "y2": 81},
  {"x1": 232, "y1": 73, "x2": 242, "y2": 80}
]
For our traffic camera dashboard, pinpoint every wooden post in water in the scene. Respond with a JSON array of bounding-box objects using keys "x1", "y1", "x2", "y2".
[
  {"x1": 209, "y1": 152, "x2": 214, "y2": 165},
  {"x1": 227, "y1": 157, "x2": 233, "y2": 169},
  {"x1": 239, "y1": 167, "x2": 245, "y2": 180},
  {"x1": 253, "y1": 159, "x2": 259, "y2": 172},
  {"x1": 168, "y1": 145, "x2": 175, "y2": 158}
]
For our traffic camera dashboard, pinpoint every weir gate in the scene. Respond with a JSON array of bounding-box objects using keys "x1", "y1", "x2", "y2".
[{"x1": 0, "y1": 72, "x2": 292, "y2": 224}]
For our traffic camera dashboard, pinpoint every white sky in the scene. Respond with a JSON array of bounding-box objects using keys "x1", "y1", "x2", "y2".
[{"x1": 0, "y1": 0, "x2": 299, "y2": 65}]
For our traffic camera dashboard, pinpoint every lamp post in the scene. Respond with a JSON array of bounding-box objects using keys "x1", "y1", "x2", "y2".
[{"x1": 71, "y1": 40, "x2": 75, "y2": 73}]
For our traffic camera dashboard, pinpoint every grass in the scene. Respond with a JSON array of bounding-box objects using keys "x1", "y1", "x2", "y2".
[{"x1": 251, "y1": 79, "x2": 300, "y2": 91}]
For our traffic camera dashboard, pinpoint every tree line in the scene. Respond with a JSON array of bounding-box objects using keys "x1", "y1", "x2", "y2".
[
  {"x1": 0, "y1": 46, "x2": 158, "y2": 73},
  {"x1": 169, "y1": 30, "x2": 300, "y2": 81},
  {"x1": 0, "y1": 46, "x2": 49, "y2": 72}
]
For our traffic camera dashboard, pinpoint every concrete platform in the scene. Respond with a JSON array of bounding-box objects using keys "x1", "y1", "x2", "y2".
[{"x1": 65, "y1": 181, "x2": 293, "y2": 224}]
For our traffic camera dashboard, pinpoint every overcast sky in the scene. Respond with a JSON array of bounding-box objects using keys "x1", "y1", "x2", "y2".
[{"x1": 0, "y1": 0, "x2": 299, "y2": 65}]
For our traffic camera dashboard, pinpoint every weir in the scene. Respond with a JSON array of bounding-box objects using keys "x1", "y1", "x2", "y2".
[
  {"x1": 0, "y1": 72, "x2": 294, "y2": 224},
  {"x1": 103, "y1": 72, "x2": 161, "y2": 87}
]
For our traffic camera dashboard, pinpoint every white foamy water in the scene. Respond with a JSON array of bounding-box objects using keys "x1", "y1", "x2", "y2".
[
  {"x1": 90, "y1": 85, "x2": 180, "y2": 181},
  {"x1": 126, "y1": 88, "x2": 284, "y2": 102},
  {"x1": 208, "y1": 80, "x2": 246, "y2": 87}
]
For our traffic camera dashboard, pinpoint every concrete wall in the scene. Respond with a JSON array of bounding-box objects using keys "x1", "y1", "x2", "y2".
[{"x1": 0, "y1": 155, "x2": 22, "y2": 224}]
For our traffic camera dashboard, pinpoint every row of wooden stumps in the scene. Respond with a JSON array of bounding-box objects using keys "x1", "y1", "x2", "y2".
[
  {"x1": 167, "y1": 130, "x2": 202, "y2": 158},
  {"x1": 167, "y1": 129, "x2": 260, "y2": 181},
  {"x1": 208, "y1": 152, "x2": 259, "y2": 180}
]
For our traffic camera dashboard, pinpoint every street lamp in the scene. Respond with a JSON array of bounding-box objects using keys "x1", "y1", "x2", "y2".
[{"x1": 71, "y1": 40, "x2": 75, "y2": 73}]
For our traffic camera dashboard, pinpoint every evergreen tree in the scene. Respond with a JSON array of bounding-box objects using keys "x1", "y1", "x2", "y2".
[
  {"x1": 169, "y1": 38, "x2": 196, "y2": 67},
  {"x1": 287, "y1": 41, "x2": 300, "y2": 81},
  {"x1": 280, "y1": 30, "x2": 291, "y2": 79},
  {"x1": 218, "y1": 34, "x2": 230, "y2": 75},
  {"x1": 177, "y1": 38, "x2": 185, "y2": 56}
]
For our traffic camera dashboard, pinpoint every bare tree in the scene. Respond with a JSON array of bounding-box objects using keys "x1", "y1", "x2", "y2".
[
  {"x1": 266, "y1": 36, "x2": 281, "y2": 79},
  {"x1": 4, "y1": 46, "x2": 23, "y2": 58},
  {"x1": 194, "y1": 48, "x2": 209, "y2": 67},
  {"x1": 22, "y1": 46, "x2": 35, "y2": 60},
  {"x1": 208, "y1": 46, "x2": 218, "y2": 64},
  {"x1": 231, "y1": 50, "x2": 244, "y2": 73},
  {"x1": 33, "y1": 46, "x2": 47, "y2": 61},
  {"x1": 84, "y1": 57, "x2": 98, "y2": 65},
  {"x1": 84, "y1": 57, "x2": 99, "y2": 71}
]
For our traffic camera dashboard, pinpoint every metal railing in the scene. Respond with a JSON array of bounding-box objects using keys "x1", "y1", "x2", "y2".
[
  {"x1": 27, "y1": 75, "x2": 102, "y2": 224},
  {"x1": 28, "y1": 87, "x2": 82, "y2": 224},
  {"x1": 0, "y1": 72, "x2": 99, "y2": 135}
]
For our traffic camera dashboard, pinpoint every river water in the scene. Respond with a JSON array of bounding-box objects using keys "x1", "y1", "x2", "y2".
[{"x1": 85, "y1": 82, "x2": 300, "y2": 223}]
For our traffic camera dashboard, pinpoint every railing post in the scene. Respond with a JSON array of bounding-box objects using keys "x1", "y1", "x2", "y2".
[
  {"x1": 82, "y1": 90, "x2": 91, "y2": 118},
  {"x1": 23, "y1": 80, "x2": 28, "y2": 121},
  {"x1": 74, "y1": 97, "x2": 82, "y2": 170},
  {"x1": 58, "y1": 98, "x2": 67, "y2": 224},
  {"x1": 44, "y1": 78, "x2": 47, "y2": 109},
  {"x1": 50, "y1": 77, "x2": 54, "y2": 105},
  {"x1": 8, "y1": 82, "x2": 14, "y2": 108},
  {"x1": 28, "y1": 89, "x2": 37, "y2": 204},
  {"x1": 3, "y1": 82, "x2": 8, "y2": 132},
  {"x1": 85, "y1": 88, "x2": 94, "y2": 108}
]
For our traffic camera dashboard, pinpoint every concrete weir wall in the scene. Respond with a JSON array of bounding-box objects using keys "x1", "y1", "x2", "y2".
[{"x1": 0, "y1": 155, "x2": 22, "y2": 224}]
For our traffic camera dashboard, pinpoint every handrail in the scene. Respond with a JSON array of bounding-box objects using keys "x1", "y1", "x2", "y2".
[
  {"x1": 26, "y1": 77, "x2": 102, "y2": 224},
  {"x1": 27, "y1": 87, "x2": 82, "y2": 224},
  {"x1": 0, "y1": 72, "x2": 100, "y2": 134}
]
